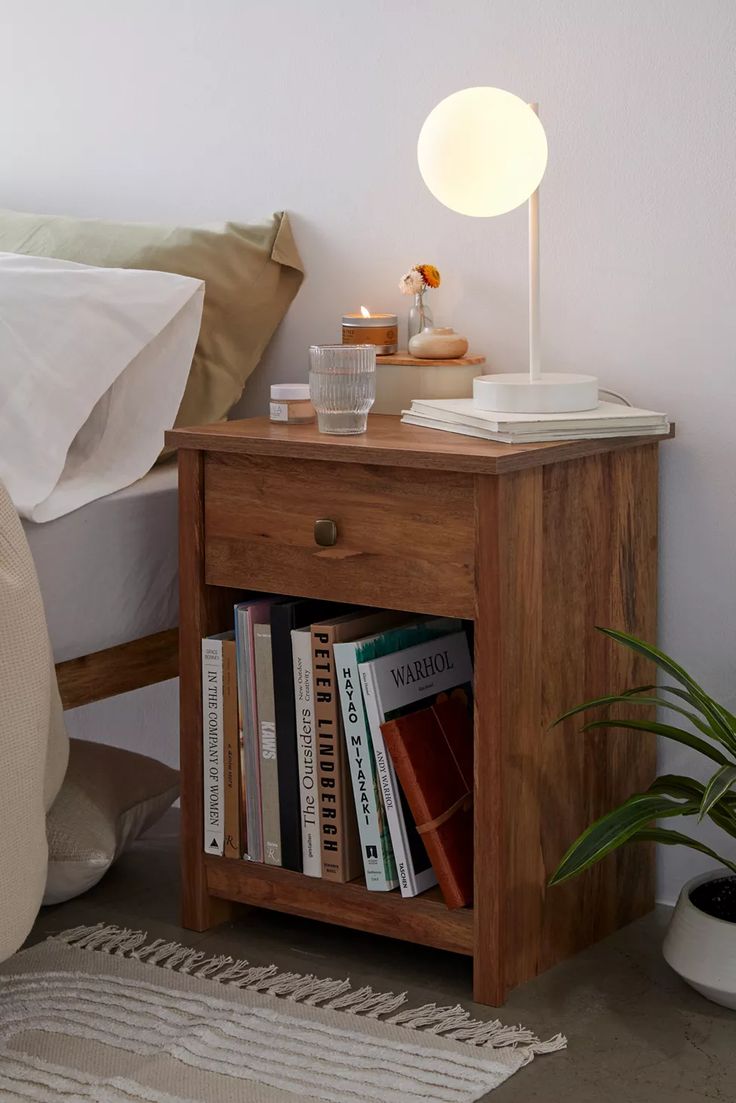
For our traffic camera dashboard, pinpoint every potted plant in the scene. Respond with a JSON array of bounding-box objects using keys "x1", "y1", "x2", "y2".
[{"x1": 550, "y1": 627, "x2": 736, "y2": 1009}]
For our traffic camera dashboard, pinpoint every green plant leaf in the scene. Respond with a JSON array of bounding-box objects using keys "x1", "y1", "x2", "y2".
[
  {"x1": 699, "y1": 765, "x2": 736, "y2": 822},
  {"x1": 549, "y1": 792, "x2": 699, "y2": 886},
  {"x1": 596, "y1": 628, "x2": 736, "y2": 751},
  {"x1": 650, "y1": 775, "x2": 736, "y2": 838},
  {"x1": 581, "y1": 718, "x2": 729, "y2": 766},
  {"x1": 648, "y1": 774, "x2": 705, "y2": 800},
  {"x1": 632, "y1": 827, "x2": 736, "y2": 876},
  {"x1": 621, "y1": 685, "x2": 727, "y2": 740}
]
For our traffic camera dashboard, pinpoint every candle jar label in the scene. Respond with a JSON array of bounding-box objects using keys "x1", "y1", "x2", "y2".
[{"x1": 343, "y1": 325, "x2": 397, "y2": 346}]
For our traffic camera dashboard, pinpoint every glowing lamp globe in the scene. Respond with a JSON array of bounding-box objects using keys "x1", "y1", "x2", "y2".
[
  {"x1": 418, "y1": 87, "x2": 548, "y2": 218},
  {"x1": 417, "y1": 87, "x2": 598, "y2": 414}
]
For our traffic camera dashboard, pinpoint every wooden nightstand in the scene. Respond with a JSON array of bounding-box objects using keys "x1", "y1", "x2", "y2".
[{"x1": 166, "y1": 414, "x2": 672, "y2": 1006}]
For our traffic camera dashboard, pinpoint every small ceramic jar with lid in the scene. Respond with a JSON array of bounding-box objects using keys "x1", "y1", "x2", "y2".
[{"x1": 269, "y1": 383, "x2": 315, "y2": 425}]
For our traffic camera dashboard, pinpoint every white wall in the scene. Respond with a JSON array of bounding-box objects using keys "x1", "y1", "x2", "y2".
[{"x1": 3, "y1": 0, "x2": 735, "y2": 903}]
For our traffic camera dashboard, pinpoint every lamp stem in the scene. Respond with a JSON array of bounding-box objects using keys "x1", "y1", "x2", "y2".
[{"x1": 528, "y1": 102, "x2": 541, "y2": 383}]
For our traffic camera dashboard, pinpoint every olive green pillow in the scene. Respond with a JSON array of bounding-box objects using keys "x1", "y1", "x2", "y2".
[{"x1": 0, "y1": 208, "x2": 303, "y2": 433}]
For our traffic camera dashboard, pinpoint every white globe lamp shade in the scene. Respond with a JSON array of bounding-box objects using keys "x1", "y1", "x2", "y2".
[{"x1": 417, "y1": 87, "x2": 548, "y2": 217}]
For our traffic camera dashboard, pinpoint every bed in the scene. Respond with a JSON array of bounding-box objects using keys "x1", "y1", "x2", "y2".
[{"x1": 24, "y1": 466, "x2": 181, "y2": 712}]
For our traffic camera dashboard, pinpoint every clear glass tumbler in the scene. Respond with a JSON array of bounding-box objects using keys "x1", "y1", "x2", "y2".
[{"x1": 308, "y1": 344, "x2": 376, "y2": 435}]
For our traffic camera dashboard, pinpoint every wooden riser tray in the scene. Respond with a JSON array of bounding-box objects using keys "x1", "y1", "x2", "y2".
[{"x1": 205, "y1": 855, "x2": 474, "y2": 956}]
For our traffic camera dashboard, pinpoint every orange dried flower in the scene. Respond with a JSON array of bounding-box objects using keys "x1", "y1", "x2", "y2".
[{"x1": 416, "y1": 263, "x2": 441, "y2": 289}]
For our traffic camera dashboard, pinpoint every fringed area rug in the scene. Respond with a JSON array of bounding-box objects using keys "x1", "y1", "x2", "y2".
[{"x1": 0, "y1": 924, "x2": 565, "y2": 1102}]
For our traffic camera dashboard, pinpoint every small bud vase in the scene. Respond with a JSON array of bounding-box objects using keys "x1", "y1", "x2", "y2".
[{"x1": 407, "y1": 291, "x2": 434, "y2": 343}]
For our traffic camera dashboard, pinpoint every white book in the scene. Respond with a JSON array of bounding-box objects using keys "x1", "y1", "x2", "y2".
[
  {"x1": 402, "y1": 412, "x2": 671, "y2": 444},
  {"x1": 334, "y1": 639, "x2": 399, "y2": 892},
  {"x1": 407, "y1": 397, "x2": 669, "y2": 433},
  {"x1": 291, "y1": 627, "x2": 321, "y2": 877},
  {"x1": 358, "y1": 630, "x2": 473, "y2": 899},
  {"x1": 201, "y1": 635, "x2": 225, "y2": 856}
]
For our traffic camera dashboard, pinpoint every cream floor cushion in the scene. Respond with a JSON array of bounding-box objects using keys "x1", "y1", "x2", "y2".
[{"x1": 0, "y1": 479, "x2": 68, "y2": 962}]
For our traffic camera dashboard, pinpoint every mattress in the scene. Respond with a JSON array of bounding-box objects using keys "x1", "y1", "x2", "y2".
[{"x1": 23, "y1": 464, "x2": 179, "y2": 663}]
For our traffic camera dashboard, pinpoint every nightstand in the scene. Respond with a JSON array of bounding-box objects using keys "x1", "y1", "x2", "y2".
[{"x1": 166, "y1": 414, "x2": 672, "y2": 1005}]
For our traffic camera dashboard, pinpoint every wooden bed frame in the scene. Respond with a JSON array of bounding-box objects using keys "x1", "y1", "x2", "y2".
[{"x1": 56, "y1": 629, "x2": 179, "y2": 710}]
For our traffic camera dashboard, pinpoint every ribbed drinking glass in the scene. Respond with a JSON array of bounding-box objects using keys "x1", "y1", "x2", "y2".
[{"x1": 308, "y1": 344, "x2": 376, "y2": 435}]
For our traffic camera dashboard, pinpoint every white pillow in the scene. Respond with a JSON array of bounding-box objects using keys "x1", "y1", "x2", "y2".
[
  {"x1": 44, "y1": 739, "x2": 179, "y2": 906},
  {"x1": 0, "y1": 251, "x2": 204, "y2": 522}
]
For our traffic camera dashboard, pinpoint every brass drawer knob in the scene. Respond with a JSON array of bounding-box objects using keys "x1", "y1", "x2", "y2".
[{"x1": 314, "y1": 518, "x2": 338, "y2": 547}]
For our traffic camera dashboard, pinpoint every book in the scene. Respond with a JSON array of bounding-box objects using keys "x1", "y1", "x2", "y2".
[
  {"x1": 401, "y1": 398, "x2": 670, "y2": 444},
  {"x1": 234, "y1": 597, "x2": 276, "y2": 863},
  {"x1": 402, "y1": 412, "x2": 672, "y2": 444},
  {"x1": 254, "y1": 622, "x2": 280, "y2": 866},
  {"x1": 359, "y1": 630, "x2": 473, "y2": 897},
  {"x1": 221, "y1": 634, "x2": 241, "y2": 860},
  {"x1": 381, "y1": 690, "x2": 474, "y2": 908},
  {"x1": 291, "y1": 627, "x2": 321, "y2": 877},
  {"x1": 312, "y1": 608, "x2": 406, "y2": 882},
  {"x1": 271, "y1": 599, "x2": 340, "y2": 872},
  {"x1": 201, "y1": 633, "x2": 226, "y2": 856},
  {"x1": 333, "y1": 616, "x2": 457, "y2": 892}
]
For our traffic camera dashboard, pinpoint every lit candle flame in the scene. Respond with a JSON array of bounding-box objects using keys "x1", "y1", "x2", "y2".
[{"x1": 360, "y1": 305, "x2": 371, "y2": 318}]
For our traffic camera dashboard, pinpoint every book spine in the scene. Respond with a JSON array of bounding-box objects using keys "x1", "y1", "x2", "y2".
[
  {"x1": 291, "y1": 629, "x2": 321, "y2": 877},
  {"x1": 201, "y1": 638, "x2": 224, "y2": 856},
  {"x1": 222, "y1": 639, "x2": 241, "y2": 859},
  {"x1": 359, "y1": 664, "x2": 417, "y2": 897},
  {"x1": 235, "y1": 608, "x2": 262, "y2": 863},
  {"x1": 254, "y1": 624, "x2": 281, "y2": 866},
  {"x1": 313, "y1": 625, "x2": 362, "y2": 881},
  {"x1": 312, "y1": 625, "x2": 342, "y2": 879},
  {"x1": 334, "y1": 642, "x2": 397, "y2": 891}
]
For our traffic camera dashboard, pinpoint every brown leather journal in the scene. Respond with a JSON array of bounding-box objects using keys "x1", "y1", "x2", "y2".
[{"x1": 381, "y1": 691, "x2": 473, "y2": 908}]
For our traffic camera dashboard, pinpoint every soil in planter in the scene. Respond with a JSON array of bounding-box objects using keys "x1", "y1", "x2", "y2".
[{"x1": 690, "y1": 875, "x2": 736, "y2": 922}]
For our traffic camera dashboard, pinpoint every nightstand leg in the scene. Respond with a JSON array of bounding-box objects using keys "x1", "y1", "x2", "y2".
[{"x1": 178, "y1": 449, "x2": 236, "y2": 931}]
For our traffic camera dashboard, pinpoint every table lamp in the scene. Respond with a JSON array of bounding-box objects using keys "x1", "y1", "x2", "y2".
[{"x1": 418, "y1": 87, "x2": 598, "y2": 413}]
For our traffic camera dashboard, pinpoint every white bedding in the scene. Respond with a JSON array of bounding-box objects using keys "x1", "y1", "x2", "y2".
[
  {"x1": 0, "y1": 251, "x2": 203, "y2": 522},
  {"x1": 23, "y1": 465, "x2": 179, "y2": 663}
]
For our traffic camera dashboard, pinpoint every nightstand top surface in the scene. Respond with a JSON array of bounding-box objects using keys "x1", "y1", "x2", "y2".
[{"x1": 166, "y1": 415, "x2": 673, "y2": 475}]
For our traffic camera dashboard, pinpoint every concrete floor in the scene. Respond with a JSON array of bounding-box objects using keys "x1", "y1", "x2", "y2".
[{"x1": 28, "y1": 811, "x2": 734, "y2": 1102}]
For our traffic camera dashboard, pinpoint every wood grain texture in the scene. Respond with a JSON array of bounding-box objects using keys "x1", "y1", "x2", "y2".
[
  {"x1": 166, "y1": 415, "x2": 674, "y2": 476},
  {"x1": 472, "y1": 445, "x2": 659, "y2": 1003},
  {"x1": 178, "y1": 448, "x2": 240, "y2": 932},
  {"x1": 175, "y1": 420, "x2": 664, "y2": 1004},
  {"x1": 205, "y1": 856, "x2": 474, "y2": 955},
  {"x1": 473, "y1": 468, "x2": 543, "y2": 1005},
  {"x1": 56, "y1": 629, "x2": 178, "y2": 710},
  {"x1": 376, "y1": 351, "x2": 486, "y2": 366},
  {"x1": 204, "y1": 453, "x2": 475, "y2": 618}
]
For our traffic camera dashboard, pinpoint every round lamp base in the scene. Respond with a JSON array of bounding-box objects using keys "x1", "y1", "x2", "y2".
[{"x1": 473, "y1": 372, "x2": 599, "y2": 414}]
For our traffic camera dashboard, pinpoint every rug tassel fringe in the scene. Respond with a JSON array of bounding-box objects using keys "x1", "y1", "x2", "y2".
[{"x1": 51, "y1": 923, "x2": 566, "y2": 1057}]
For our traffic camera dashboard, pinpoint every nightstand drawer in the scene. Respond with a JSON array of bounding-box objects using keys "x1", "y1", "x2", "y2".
[{"x1": 203, "y1": 453, "x2": 475, "y2": 617}]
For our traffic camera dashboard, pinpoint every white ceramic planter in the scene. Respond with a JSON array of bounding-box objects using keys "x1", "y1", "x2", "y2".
[{"x1": 663, "y1": 870, "x2": 736, "y2": 1009}]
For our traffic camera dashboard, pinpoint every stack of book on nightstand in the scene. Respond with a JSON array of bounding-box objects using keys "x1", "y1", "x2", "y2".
[{"x1": 401, "y1": 398, "x2": 670, "y2": 444}]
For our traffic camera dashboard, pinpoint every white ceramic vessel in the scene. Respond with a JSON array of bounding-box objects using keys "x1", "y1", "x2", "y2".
[
  {"x1": 408, "y1": 327, "x2": 469, "y2": 359},
  {"x1": 662, "y1": 870, "x2": 736, "y2": 1009}
]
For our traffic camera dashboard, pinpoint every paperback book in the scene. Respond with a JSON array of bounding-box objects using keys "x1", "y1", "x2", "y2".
[
  {"x1": 221, "y1": 634, "x2": 241, "y2": 860},
  {"x1": 401, "y1": 398, "x2": 670, "y2": 444},
  {"x1": 234, "y1": 597, "x2": 275, "y2": 863},
  {"x1": 272, "y1": 599, "x2": 340, "y2": 872},
  {"x1": 358, "y1": 629, "x2": 473, "y2": 898},
  {"x1": 312, "y1": 608, "x2": 405, "y2": 882},
  {"x1": 254, "y1": 622, "x2": 280, "y2": 866},
  {"x1": 201, "y1": 633, "x2": 228, "y2": 856},
  {"x1": 291, "y1": 626, "x2": 321, "y2": 877}
]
